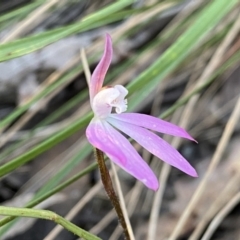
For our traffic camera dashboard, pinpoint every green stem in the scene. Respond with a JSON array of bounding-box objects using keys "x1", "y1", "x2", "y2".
[
  {"x1": 0, "y1": 206, "x2": 101, "y2": 240},
  {"x1": 0, "y1": 162, "x2": 98, "y2": 229},
  {"x1": 95, "y1": 148, "x2": 130, "y2": 240}
]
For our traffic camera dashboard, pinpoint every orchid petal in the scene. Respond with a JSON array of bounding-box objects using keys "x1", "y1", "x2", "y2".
[
  {"x1": 90, "y1": 34, "x2": 113, "y2": 103},
  {"x1": 92, "y1": 87, "x2": 120, "y2": 118},
  {"x1": 110, "y1": 113, "x2": 196, "y2": 142},
  {"x1": 86, "y1": 119, "x2": 159, "y2": 190},
  {"x1": 107, "y1": 117, "x2": 198, "y2": 177},
  {"x1": 92, "y1": 85, "x2": 128, "y2": 119}
]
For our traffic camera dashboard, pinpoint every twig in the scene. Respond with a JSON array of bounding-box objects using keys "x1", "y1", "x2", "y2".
[{"x1": 0, "y1": 206, "x2": 101, "y2": 240}]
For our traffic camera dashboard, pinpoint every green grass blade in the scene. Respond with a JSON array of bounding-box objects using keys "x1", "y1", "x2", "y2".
[
  {"x1": 0, "y1": 161, "x2": 98, "y2": 235},
  {"x1": 127, "y1": 0, "x2": 238, "y2": 94},
  {"x1": 0, "y1": 0, "x2": 134, "y2": 62},
  {"x1": 35, "y1": 142, "x2": 91, "y2": 197},
  {"x1": 0, "y1": 64, "x2": 83, "y2": 129},
  {"x1": 0, "y1": 113, "x2": 92, "y2": 177},
  {"x1": 0, "y1": 206, "x2": 101, "y2": 240},
  {"x1": 0, "y1": 0, "x2": 44, "y2": 23}
]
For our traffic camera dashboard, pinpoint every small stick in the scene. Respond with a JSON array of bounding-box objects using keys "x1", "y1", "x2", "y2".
[{"x1": 94, "y1": 148, "x2": 130, "y2": 240}]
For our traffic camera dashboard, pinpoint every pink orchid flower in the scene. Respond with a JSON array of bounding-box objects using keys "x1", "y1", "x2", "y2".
[{"x1": 86, "y1": 34, "x2": 197, "y2": 191}]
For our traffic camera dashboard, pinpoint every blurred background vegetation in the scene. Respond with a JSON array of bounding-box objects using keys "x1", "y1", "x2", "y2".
[{"x1": 0, "y1": 0, "x2": 240, "y2": 239}]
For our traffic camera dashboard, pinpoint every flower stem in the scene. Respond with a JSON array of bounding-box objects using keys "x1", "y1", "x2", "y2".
[
  {"x1": 0, "y1": 206, "x2": 101, "y2": 240},
  {"x1": 95, "y1": 148, "x2": 130, "y2": 240}
]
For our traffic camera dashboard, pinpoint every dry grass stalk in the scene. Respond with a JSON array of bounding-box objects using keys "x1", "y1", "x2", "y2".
[
  {"x1": 169, "y1": 96, "x2": 240, "y2": 240},
  {"x1": 2, "y1": 0, "x2": 62, "y2": 43},
  {"x1": 189, "y1": 171, "x2": 240, "y2": 240},
  {"x1": 201, "y1": 191, "x2": 240, "y2": 240}
]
